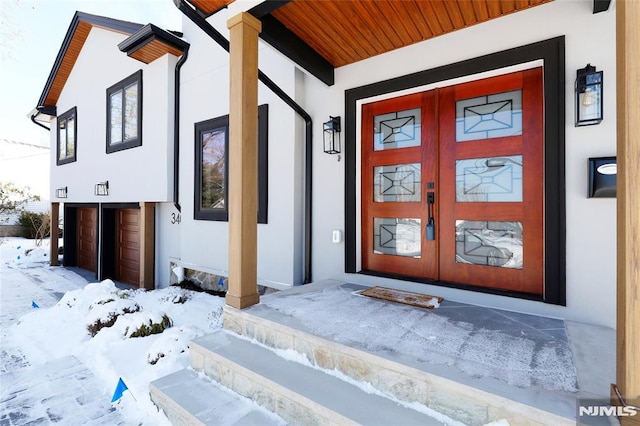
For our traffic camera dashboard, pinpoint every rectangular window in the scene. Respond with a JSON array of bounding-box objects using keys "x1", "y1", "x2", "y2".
[
  {"x1": 194, "y1": 104, "x2": 268, "y2": 223},
  {"x1": 57, "y1": 107, "x2": 77, "y2": 165},
  {"x1": 106, "y1": 70, "x2": 142, "y2": 153}
]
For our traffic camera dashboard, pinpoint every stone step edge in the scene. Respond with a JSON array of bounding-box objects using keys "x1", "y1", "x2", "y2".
[
  {"x1": 149, "y1": 374, "x2": 207, "y2": 426},
  {"x1": 222, "y1": 305, "x2": 574, "y2": 426},
  {"x1": 189, "y1": 336, "x2": 359, "y2": 426}
]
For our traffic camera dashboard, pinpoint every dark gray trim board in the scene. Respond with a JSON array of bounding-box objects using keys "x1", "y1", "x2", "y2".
[{"x1": 344, "y1": 36, "x2": 566, "y2": 305}]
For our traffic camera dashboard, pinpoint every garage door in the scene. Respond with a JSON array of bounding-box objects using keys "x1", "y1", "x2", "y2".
[
  {"x1": 117, "y1": 209, "x2": 140, "y2": 286},
  {"x1": 77, "y1": 208, "x2": 97, "y2": 272}
]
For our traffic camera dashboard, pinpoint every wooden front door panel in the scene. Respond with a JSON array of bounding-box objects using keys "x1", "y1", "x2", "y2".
[
  {"x1": 117, "y1": 209, "x2": 140, "y2": 286},
  {"x1": 438, "y1": 69, "x2": 544, "y2": 294},
  {"x1": 361, "y1": 91, "x2": 438, "y2": 279},
  {"x1": 77, "y1": 208, "x2": 97, "y2": 272},
  {"x1": 361, "y1": 68, "x2": 544, "y2": 296}
]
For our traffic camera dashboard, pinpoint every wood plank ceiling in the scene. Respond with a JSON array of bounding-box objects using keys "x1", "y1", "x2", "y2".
[{"x1": 189, "y1": 0, "x2": 553, "y2": 68}]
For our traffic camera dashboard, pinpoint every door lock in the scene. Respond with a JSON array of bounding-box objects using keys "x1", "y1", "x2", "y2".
[{"x1": 427, "y1": 191, "x2": 435, "y2": 241}]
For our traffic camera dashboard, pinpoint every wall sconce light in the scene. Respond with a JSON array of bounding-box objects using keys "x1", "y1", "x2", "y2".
[
  {"x1": 95, "y1": 181, "x2": 109, "y2": 196},
  {"x1": 56, "y1": 186, "x2": 67, "y2": 198},
  {"x1": 575, "y1": 64, "x2": 603, "y2": 126},
  {"x1": 588, "y1": 156, "x2": 616, "y2": 198},
  {"x1": 323, "y1": 116, "x2": 341, "y2": 155}
]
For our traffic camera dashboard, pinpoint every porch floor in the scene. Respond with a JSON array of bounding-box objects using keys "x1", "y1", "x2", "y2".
[{"x1": 243, "y1": 280, "x2": 615, "y2": 422}]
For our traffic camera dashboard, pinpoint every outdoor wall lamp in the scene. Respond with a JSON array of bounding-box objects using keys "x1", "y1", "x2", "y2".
[
  {"x1": 323, "y1": 116, "x2": 341, "y2": 155},
  {"x1": 95, "y1": 181, "x2": 109, "y2": 196},
  {"x1": 588, "y1": 156, "x2": 617, "y2": 198},
  {"x1": 56, "y1": 187, "x2": 67, "y2": 198},
  {"x1": 575, "y1": 64, "x2": 603, "y2": 126}
]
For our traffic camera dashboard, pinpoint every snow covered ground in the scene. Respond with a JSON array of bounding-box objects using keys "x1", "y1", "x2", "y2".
[{"x1": 0, "y1": 237, "x2": 227, "y2": 425}]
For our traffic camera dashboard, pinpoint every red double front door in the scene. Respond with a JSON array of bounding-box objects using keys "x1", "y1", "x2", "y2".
[{"x1": 361, "y1": 68, "x2": 543, "y2": 295}]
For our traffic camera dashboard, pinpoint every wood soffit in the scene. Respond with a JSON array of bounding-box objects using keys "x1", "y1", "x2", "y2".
[
  {"x1": 39, "y1": 13, "x2": 185, "y2": 110},
  {"x1": 189, "y1": 0, "x2": 553, "y2": 68}
]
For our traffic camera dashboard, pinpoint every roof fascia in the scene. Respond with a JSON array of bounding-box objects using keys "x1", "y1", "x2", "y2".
[
  {"x1": 118, "y1": 23, "x2": 190, "y2": 56},
  {"x1": 36, "y1": 11, "x2": 144, "y2": 109}
]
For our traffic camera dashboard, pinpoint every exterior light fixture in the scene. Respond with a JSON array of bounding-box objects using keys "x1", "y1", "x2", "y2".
[
  {"x1": 588, "y1": 156, "x2": 617, "y2": 198},
  {"x1": 95, "y1": 181, "x2": 109, "y2": 196},
  {"x1": 575, "y1": 64, "x2": 603, "y2": 126},
  {"x1": 323, "y1": 116, "x2": 341, "y2": 154},
  {"x1": 56, "y1": 186, "x2": 68, "y2": 198}
]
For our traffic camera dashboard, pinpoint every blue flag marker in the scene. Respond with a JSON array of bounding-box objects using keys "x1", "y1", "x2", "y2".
[
  {"x1": 31, "y1": 301, "x2": 39, "y2": 308},
  {"x1": 218, "y1": 277, "x2": 225, "y2": 288},
  {"x1": 111, "y1": 378, "x2": 129, "y2": 403}
]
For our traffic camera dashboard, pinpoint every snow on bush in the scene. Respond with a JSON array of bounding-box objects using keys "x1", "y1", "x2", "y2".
[
  {"x1": 146, "y1": 325, "x2": 202, "y2": 365},
  {"x1": 118, "y1": 311, "x2": 173, "y2": 338},
  {"x1": 86, "y1": 298, "x2": 142, "y2": 337}
]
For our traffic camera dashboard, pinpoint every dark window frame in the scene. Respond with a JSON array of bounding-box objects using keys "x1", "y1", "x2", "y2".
[
  {"x1": 345, "y1": 36, "x2": 566, "y2": 305},
  {"x1": 106, "y1": 70, "x2": 143, "y2": 153},
  {"x1": 194, "y1": 104, "x2": 268, "y2": 223},
  {"x1": 56, "y1": 106, "x2": 77, "y2": 165}
]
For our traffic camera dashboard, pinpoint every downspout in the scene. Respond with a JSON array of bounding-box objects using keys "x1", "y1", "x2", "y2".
[
  {"x1": 173, "y1": 46, "x2": 190, "y2": 212},
  {"x1": 174, "y1": 0, "x2": 313, "y2": 284},
  {"x1": 30, "y1": 111, "x2": 50, "y2": 131}
]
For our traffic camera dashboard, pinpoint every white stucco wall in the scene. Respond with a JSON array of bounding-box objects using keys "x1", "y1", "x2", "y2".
[
  {"x1": 174, "y1": 12, "x2": 304, "y2": 288},
  {"x1": 301, "y1": 0, "x2": 617, "y2": 328},
  {"x1": 50, "y1": 27, "x2": 176, "y2": 203}
]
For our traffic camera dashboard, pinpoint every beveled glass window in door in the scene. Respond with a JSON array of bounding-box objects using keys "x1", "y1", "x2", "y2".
[
  {"x1": 374, "y1": 163, "x2": 421, "y2": 202},
  {"x1": 456, "y1": 90, "x2": 522, "y2": 142},
  {"x1": 373, "y1": 107, "x2": 421, "y2": 150},
  {"x1": 455, "y1": 220, "x2": 523, "y2": 269},
  {"x1": 373, "y1": 217, "x2": 421, "y2": 257},
  {"x1": 455, "y1": 156, "x2": 523, "y2": 202}
]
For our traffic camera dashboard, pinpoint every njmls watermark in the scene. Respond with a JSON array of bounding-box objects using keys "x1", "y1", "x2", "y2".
[{"x1": 577, "y1": 399, "x2": 640, "y2": 425}]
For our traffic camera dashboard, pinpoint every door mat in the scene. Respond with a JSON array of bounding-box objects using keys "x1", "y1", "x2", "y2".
[{"x1": 360, "y1": 286, "x2": 443, "y2": 309}]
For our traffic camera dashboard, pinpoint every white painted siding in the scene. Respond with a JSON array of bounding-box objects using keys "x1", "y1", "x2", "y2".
[
  {"x1": 50, "y1": 27, "x2": 176, "y2": 204},
  {"x1": 174, "y1": 11, "x2": 304, "y2": 288}
]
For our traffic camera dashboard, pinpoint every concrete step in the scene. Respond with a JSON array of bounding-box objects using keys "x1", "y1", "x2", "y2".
[
  {"x1": 223, "y1": 305, "x2": 574, "y2": 426},
  {"x1": 149, "y1": 367, "x2": 285, "y2": 426},
  {"x1": 189, "y1": 330, "x2": 448, "y2": 426}
]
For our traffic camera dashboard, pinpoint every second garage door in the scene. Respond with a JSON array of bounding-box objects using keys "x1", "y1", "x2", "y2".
[{"x1": 116, "y1": 209, "x2": 140, "y2": 286}]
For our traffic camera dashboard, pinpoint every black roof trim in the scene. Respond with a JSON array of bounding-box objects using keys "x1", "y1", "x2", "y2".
[
  {"x1": 248, "y1": 0, "x2": 290, "y2": 18},
  {"x1": 118, "y1": 23, "x2": 190, "y2": 58},
  {"x1": 36, "y1": 11, "x2": 144, "y2": 109},
  {"x1": 259, "y1": 13, "x2": 334, "y2": 86}
]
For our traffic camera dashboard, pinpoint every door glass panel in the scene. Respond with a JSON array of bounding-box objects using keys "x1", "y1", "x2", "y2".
[
  {"x1": 456, "y1": 90, "x2": 522, "y2": 142},
  {"x1": 455, "y1": 220, "x2": 523, "y2": 269},
  {"x1": 374, "y1": 163, "x2": 421, "y2": 202},
  {"x1": 455, "y1": 155, "x2": 523, "y2": 202},
  {"x1": 373, "y1": 107, "x2": 421, "y2": 150},
  {"x1": 374, "y1": 218, "x2": 421, "y2": 257}
]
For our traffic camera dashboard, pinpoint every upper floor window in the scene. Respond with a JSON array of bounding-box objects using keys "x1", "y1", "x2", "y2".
[
  {"x1": 107, "y1": 70, "x2": 142, "y2": 153},
  {"x1": 57, "y1": 107, "x2": 77, "y2": 165},
  {"x1": 194, "y1": 104, "x2": 269, "y2": 223}
]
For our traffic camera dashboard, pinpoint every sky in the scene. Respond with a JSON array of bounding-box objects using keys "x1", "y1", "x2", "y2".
[{"x1": 0, "y1": 0, "x2": 183, "y2": 148}]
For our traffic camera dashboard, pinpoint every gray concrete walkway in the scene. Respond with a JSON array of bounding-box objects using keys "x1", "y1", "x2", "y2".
[
  {"x1": 1, "y1": 356, "x2": 126, "y2": 425},
  {"x1": 0, "y1": 252, "x2": 126, "y2": 425}
]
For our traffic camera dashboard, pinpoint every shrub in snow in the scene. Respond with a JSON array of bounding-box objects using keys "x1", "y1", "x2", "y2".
[
  {"x1": 122, "y1": 312, "x2": 173, "y2": 338},
  {"x1": 86, "y1": 299, "x2": 142, "y2": 337}
]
